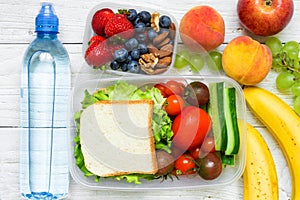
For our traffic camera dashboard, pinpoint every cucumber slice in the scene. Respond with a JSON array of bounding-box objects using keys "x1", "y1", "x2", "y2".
[
  {"x1": 224, "y1": 87, "x2": 240, "y2": 155},
  {"x1": 208, "y1": 82, "x2": 227, "y2": 151}
]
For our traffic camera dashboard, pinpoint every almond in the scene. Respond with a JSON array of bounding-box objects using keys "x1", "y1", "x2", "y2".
[
  {"x1": 157, "y1": 56, "x2": 172, "y2": 68},
  {"x1": 159, "y1": 44, "x2": 173, "y2": 58},
  {"x1": 153, "y1": 31, "x2": 169, "y2": 47},
  {"x1": 148, "y1": 44, "x2": 160, "y2": 56},
  {"x1": 157, "y1": 37, "x2": 171, "y2": 49},
  {"x1": 152, "y1": 67, "x2": 168, "y2": 75}
]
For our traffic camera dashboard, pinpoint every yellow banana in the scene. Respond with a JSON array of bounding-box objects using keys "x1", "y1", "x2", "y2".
[
  {"x1": 243, "y1": 122, "x2": 278, "y2": 200},
  {"x1": 243, "y1": 86, "x2": 300, "y2": 200}
]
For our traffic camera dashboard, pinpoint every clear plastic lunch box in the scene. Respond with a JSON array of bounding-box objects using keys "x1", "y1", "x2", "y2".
[
  {"x1": 82, "y1": 2, "x2": 179, "y2": 76},
  {"x1": 69, "y1": 74, "x2": 246, "y2": 190}
]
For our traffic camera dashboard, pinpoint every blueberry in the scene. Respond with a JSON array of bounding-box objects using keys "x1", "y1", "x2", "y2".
[
  {"x1": 126, "y1": 55, "x2": 133, "y2": 63},
  {"x1": 114, "y1": 48, "x2": 129, "y2": 63},
  {"x1": 138, "y1": 43, "x2": 148, "y2": 54},
  {"x1": 148, "y1": 29, "x2": 158, "y2": 41},
  {"x1": 136, "y1": 33, "x2": 147, "y2": 43},
  {"x1": 139, "y1": 11, "x2": 151, "y2": 23},
  {"x1": 127, "y1": 60, "x2": 140, "y2": 73},
  {"x1": 110, "y1": 60, "x2": 119, "y2": 70},
  {"x1": 127, "y1": 9, "x2": 137, "y2": 22},
  {"x1": 120, "y1": 62, "x2": 128, "y2": 72},
  {"x1": 125, "y1": 38, "x2": 139, "y2": 51},
  {"x1": 135, "y1": 22, "x2": 146, "y2": 33},
  {"x1": 133, "y1": 17, "x2": 141, "y2": 26},
  {"x1": 131, "y1": 49, "x2": 141, "y2": 60},
  {"x1": 145, "y1": 22, "x2": 151, "y2": 27},
  {"x1": 159, "y1": 15, "x2": 172, "y2": 28}
]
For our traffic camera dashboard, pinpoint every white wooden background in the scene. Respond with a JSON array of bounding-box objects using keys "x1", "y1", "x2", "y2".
[{"x1": 0, "y1": 0, "x2": 299, "y2": 199}]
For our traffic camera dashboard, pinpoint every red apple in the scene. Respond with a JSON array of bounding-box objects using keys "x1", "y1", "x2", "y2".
[{"x1": 237, "y1": 0, "x2": 294, "y2": 36}]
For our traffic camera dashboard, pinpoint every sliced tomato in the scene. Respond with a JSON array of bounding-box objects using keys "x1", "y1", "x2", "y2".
[{"x1": 172, "y1": 106, "x2": 212, "y2": 151}]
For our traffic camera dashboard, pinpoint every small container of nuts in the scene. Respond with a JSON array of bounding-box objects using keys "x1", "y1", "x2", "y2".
[{"x1": 82, "y1": 2, "x2": 178, "y2": 75}]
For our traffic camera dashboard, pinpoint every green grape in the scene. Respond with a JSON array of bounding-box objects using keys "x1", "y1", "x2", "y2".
[
  {"x1": 272, "y1": 56, "x2": 282, "y2": 71},
  {"x1": 276, "y1": 71, "x2": 296, "y2": 91},
  {"x1": 281, "y1": 41, "x2": 300, "y2": 59},
  {"x1": 294, "y1": 58, "x2": 300, "y2": 69},
  {"x1": 294, "y1": 96, "x2": 300, "y2": 115},
  {"x1": 189, "y1": 53, "x2": 205, "y2": 72},
  {"x1": 291, "y1": 82, "x2": 300, "y2": 97},
  {"x1": 265, "y1": 37, "x2": 282, "y2": 57},
  {"x1": 174, "y1": 50, "x2": 190, "y2": 69},
  {"x1": 207, "y1": 51, "x2": 223, "y2": 71}
]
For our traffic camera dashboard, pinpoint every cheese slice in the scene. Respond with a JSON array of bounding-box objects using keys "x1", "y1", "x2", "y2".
[{"x1": 80, "y1": 100, "x2": 158, "y2": 177}]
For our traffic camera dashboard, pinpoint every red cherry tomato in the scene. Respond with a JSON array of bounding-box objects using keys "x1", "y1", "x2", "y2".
[
  {"x1": 154, "y1": 83, "x2": 167, "y2": 97},
  {"x1": 175, "y1": 154, "x2": 196, "y2": 175},
  {"x1": 189, "y1": 147, "x2": 201, "y2": 160},
  {"x1": 172, "y1": 106, "x2": 212, "y2": 151},
  {"x1": 165, "y1": 94, "x2": 185, "y2": 116},
  {"x1": 164, "y1": 80, "x2": 185, "y2": 97},
  {"x1": 171, "y1": 144, "x2": 186, "y2": 160},
  {"x1": 201, "y1": 136, "x2": 216, "y2": 153}
]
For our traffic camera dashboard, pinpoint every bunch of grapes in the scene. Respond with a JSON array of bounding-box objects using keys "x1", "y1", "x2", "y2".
[
  {"x1": 265, "y1": 37, "x2": 300, "y2": 114},
  {"x1": 173, "y1": 49, "x2": 223, "y2": 72}
]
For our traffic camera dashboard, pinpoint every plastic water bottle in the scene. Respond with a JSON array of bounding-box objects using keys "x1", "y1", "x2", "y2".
[{"x1": 20, "y1": 2, "x2": 70, "y2": 199}]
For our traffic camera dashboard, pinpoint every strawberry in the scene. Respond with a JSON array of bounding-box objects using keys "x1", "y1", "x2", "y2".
[
  {"x1": 104, "y1": 14, "x2": 134, "y2": 39},
  {"x1": 88, "y1": 35, "x2": 106, "y2": 45},
  {"x1": 85, "y1": 40, "x2": 113, "y2": 67},
  {"x1": 91, "y1": 8, "x2": 115, "y2": 36}
]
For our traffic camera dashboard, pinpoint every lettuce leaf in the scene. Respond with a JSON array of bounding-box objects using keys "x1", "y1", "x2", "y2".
[{"x1": 74, "y1": 81, "x2": 174, "y2": 184}]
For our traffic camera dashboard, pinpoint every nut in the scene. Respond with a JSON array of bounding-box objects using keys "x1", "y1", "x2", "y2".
[
  {"x1": 157, "y1": 56, "x2": 172, "y2": 68},
  {"x1": 153, "y1": 31, "x2": 169, "y2": 47},
  {"x1": 151, "y1": 12, "x2": 160, "y2": 32},
  {"x1": 151, "y1": 67, "x2": 168, "y2": 75},
  {"x1": 169, "y1": 22, "x2": 176, "y2": 39},
  {"x1": 159, "y1": 44, "x2": 173, "y2": 58},
  {"x1": 147, "y1": 44, "x2": 160, "y2": 56},
  {"x1": 156, "y1": 37, "x2": 171, "y2": 49},
  {"x1": 139, "y1": 53, "x2": 159, "y2": 74}
]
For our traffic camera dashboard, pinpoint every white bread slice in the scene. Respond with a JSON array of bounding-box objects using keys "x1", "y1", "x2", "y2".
[{"x1": 80, "y1": 100, "x2": 158, "y2": 177}]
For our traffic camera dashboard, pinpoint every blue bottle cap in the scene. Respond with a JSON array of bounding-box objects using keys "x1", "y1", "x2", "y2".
[{"x1": 35, "y1": 2, "x2": 59, "y2": 33}]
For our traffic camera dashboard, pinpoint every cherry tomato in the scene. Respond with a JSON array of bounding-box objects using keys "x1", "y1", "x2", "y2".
[
  {"x1": 185, "y1": 81, "x2": 210, "y2": 106},
  {"x1": 155, "y1": 150, "x2": 175, "y2": 176},
  {"x1": 201, "y1": 136, "x2": 216, "y2": 153},
  {"x1": 164, "y1": 80, "x2": 185, "y2": 97},
  {"x1": 197, "y1": 152, "x2": 222, "y2": 180},
  {"x1": 171, "y1": 144, "x2": 185, "y2": 160},
  {"x1": 189, "y1": 147, "x2": 201, "y2": 160},
  {"x1": 154, "y1": 83, "x2": 167, "y2": 97},
  {"x1": 175, "y1": 154, "x2": 196, "y2": 175},
  {"x1": 165, "y1": 94, "x2": 185, "y2": 116},
  {"x1": 172, "y1": 106, "x2": 212, "y2": 150}
]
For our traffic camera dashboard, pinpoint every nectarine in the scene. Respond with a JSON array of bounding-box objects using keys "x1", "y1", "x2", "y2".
[
  {"x1": 179, "y1": 6, "x2": 225, "y2": 52},
  {"x1": 222, "y1": 36, "x2": 272, "y2": 86}
]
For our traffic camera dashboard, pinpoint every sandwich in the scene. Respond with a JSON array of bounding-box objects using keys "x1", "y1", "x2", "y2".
[
  {"x1": 73, "y1": 80, "x2": 173, "y2": 183},
  {"x1": 80, "y1": 100, "x2": 158, "y2": 177}
]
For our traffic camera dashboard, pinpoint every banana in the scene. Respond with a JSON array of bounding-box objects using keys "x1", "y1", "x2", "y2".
[
  {"x1": 243, "y1": 86, "x2": 300, "y2": 200},
  {"x1": 243, "y1": 122, "x2": 278, "y2": 200}
]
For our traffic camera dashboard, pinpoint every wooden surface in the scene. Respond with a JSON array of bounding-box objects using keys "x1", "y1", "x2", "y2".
[{"x1": 0, "y1": 0, "x2": 299, "y2": 199}]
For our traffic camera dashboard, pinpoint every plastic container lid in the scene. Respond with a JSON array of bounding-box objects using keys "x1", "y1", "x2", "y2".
[{"x1": 35, "y1": 2, "x2": 59, "y2": 33}]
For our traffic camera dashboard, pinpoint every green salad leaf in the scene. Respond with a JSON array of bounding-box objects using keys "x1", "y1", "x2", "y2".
[{"x1": 73, "y1": 81, "x2": 174, "y2": 184}]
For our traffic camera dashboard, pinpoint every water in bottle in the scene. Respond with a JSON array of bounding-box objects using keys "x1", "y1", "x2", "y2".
[{"x1": 20, "y1": 3, "x2": 70, "y2": 199}]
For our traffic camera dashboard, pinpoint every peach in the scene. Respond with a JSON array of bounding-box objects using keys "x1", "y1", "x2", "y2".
[
  {"x1": 179, "y1": 6, "x2": 225, "y2": 52},
  {"x1": 222, "y1": 36, "x2": 272, "y2": 86}
]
